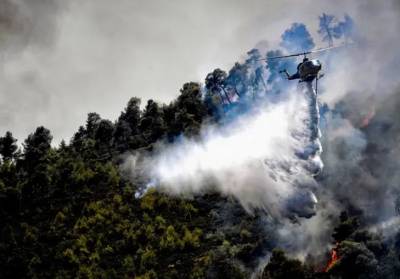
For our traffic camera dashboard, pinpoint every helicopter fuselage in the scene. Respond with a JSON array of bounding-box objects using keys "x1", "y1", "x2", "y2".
[{"x1": 298, "y1": 59, "x2": 322, "y2": 82}]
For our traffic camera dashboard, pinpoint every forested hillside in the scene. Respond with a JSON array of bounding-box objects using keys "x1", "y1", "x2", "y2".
[
  {"x1": 2, "y1": 80, "x2": 400, "y2": 279},
  {"x1": 0, "y1": 81, "x2": 269, "y2": 278}
]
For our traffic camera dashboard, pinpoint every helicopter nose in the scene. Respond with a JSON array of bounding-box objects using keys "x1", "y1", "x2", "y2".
[{"x1": 313, "y1": 62, "x2": 322, "y2": 71}]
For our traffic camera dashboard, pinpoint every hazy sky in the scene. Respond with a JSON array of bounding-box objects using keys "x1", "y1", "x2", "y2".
[{"x1": 0, "y1": 0, "x2": 396, "y2": 143}]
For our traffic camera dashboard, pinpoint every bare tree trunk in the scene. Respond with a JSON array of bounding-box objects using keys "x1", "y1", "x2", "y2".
[
  {"x1": 217, "y1": 91, "x2": 225, "y2": 104},
  {"x1": 221, "y1": 87, "x2": 231, "y2": 104},
  {"x1": 261, "y1": 76, "x2": 267, "y2": 91},
  {"x1": 233, "y1": 86, "x2": 241, "y2": 98}
]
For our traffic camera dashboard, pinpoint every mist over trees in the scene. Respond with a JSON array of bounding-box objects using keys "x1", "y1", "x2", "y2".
[{"x1": 1, "y1": 13, "x2": 399, "y2": 279}]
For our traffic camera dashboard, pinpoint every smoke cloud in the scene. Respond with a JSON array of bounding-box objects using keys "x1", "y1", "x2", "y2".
[
  {"x1": 124, "y1": 0, "x2": 400, "y2": 263},
  {"x1": 126, "y1": 82, "x2": 322, "y2": 219},
  {"x1": 318, "y1": 0, "x2": 400, "y2": 223}
]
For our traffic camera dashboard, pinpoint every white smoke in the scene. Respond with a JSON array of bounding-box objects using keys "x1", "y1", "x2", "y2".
[{"x1": 130, "y1": 84, "x2": 322, "y2": 218}]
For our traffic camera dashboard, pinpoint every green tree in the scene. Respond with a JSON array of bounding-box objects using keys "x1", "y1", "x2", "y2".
[
  {"x1": 226, "y1": 62, "x2": 248, "y2": 97},
  {"x1": 318, "y1": 13, "x2": 336, "y2": 47},
  {"x1": 114, "y1": 97, "x2": 143, "y2": 151},
  {"x1": 164, "y1": 82, "x2": 207, "y2": 138},
  {"x1": 332, "y1": 211, "x2": 360, "y2": 242},
  {"x1": 262, "y1": 250, "x2": 310, "y2": 279},
  {"x1": 94, "y1": 119, "x2": 115, "y2": 158},
  {"x1": 139, "y1": 100, "x2": 165, "y2": 144},
  {"x1": 205, "y1": 69, "x2": 231, "y2": 104},
  {"x1": 86, "y1": 112, "x2": 102, "y2": 139},
  {"x1": 0, "y1": 131, "x2": 18, "y2": 161}
]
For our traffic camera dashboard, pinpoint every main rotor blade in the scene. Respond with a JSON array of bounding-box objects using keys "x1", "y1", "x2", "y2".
[
  {"x1": 263, "y1": 52, "x2": 310, "y2": 60},
  {"x1": 260, "y1": 43, "x2": 349, "y2": 61},
  {"x1": 309, "y1": 44, "x2": 345, "y2": 54}
]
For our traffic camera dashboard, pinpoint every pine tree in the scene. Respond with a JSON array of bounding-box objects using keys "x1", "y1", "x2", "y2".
[
  {"x1": 318, "y1": 13, "x2": 336, "y2": 47},
  {"x1": 0, "y1": 131, "x2": 18, "y2": 161},
  {"x1": 205, "y1": 69, "x2": 231, "y2": 104}
]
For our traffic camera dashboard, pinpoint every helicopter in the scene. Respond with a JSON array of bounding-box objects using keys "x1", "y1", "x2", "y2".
[
  {"x1": 260, "y1": 44, "x2": 346, "y2": 93},
  {"x1": 279, "y1": 57, "x2": 322, "y2": 83}
]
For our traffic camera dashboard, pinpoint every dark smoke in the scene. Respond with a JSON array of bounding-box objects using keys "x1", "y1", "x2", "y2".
[{"x1": 0, "y1": 0, "x2": 64, "y2": 55}]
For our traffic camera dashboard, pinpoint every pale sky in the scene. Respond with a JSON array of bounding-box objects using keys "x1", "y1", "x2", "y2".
[{"x1": 0, "y1": 0, "x2": 397, "y2": 143}]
